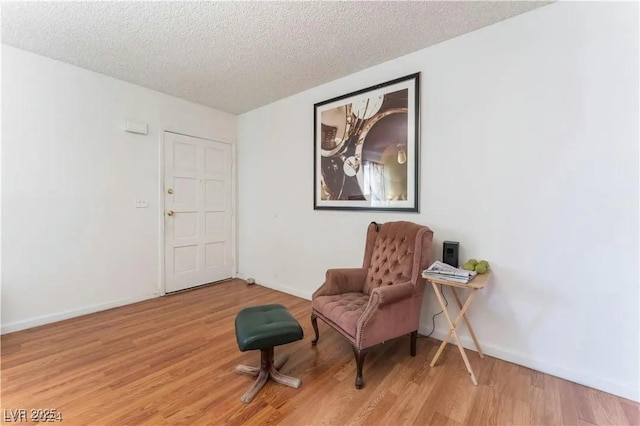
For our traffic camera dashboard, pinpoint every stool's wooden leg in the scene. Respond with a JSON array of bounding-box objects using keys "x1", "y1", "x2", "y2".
[
  {"x1": 235, "y1": 364, "x2": 259, "y2": 377},
  {"x1": 311, "y1": 313, "x2": 320, "y2": 346},
  {"x1": 269, "y1": 366, "x2": 301, "y2": 388},
  {"x1": 239, "y1": 347, "x2": 273, "y2": 403},
  {"x1": 274, "y1": 355, "x2": 288, "y2": 371},
  {"x1": 235, "y1": 348, "x2": 302, "y2": 403},
  {"x1": 236, "y1": 348, "x2": 302, "y2": 403},
  {"x1": 240, "y1": 368, "x2": 269, "y2": 403},
  {"x1": 235, "y1": 355, "x2": 290, "y2": 377}
]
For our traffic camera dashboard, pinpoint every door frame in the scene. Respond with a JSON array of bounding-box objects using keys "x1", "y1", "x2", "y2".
[{"x1": 158, "y1": 130, "x2": 236, "y2": 295}]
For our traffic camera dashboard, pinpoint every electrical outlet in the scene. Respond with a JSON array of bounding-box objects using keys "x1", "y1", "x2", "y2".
[{"x1": 135, "y1": 200, "x2": 148, "y2": 208}]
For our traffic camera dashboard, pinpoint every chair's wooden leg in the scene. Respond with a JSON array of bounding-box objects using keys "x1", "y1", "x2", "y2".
[
  {"x1": 410, "y1": 330, "x2": 417, "y2": 357},
  {"x1": 352, "y1": 347, "x2": 367, "y2": 389},
  {"x1": 311, "y1": 313, "x2": 320, "y2": 346}
]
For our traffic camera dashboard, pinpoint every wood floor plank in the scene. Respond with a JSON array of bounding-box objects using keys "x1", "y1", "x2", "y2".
[
  {"x1": 429, "y1": 411, "x2": 463, "y2": 426},
  {"x1": 2, "y1": 280, "x2": 638, "y2": 425},
  {"x1": 620, "y1": 399, "x2": 640, "y2": 425},
  {"x1": 530, "y1": 376, "x2": 563, "y2": 425}
]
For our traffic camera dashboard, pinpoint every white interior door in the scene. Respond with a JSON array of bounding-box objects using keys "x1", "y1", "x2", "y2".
[{"x1": 164, "y1": 131, "x2": 233, "y2": 293}]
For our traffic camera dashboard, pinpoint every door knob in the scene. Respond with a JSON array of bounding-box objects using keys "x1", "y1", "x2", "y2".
[
  {"x1": 167, "y1": 210, "x2": 174, "y2": 216},
  {"x1": 167, "y1": 188, "x2": 173, "y2": 194}
]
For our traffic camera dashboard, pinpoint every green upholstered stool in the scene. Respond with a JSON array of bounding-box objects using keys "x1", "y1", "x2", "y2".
[{"x1": 234, "y1": 304, "x2": 304, "y2": 403}]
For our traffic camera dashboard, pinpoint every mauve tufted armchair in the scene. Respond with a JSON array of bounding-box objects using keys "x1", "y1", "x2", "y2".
[{"x1": 311, "y1": 221, "x2": 434, "y2": 388}]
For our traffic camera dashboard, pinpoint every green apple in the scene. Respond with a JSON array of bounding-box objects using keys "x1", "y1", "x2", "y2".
[{"x1": 475, "y1": 263, "x2": 488, "y2": 274}]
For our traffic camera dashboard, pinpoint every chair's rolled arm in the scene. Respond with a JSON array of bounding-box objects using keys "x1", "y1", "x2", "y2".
[
  {"x1": 369, "y1": 281, "x2": 414, "y2": 306},
  {"x1": 312, "y1": 268, "x2": 367, "y2": 298}
]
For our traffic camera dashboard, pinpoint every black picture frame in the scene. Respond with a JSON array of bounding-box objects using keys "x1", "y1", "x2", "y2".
[{"x1": 313, "y1": 73, "x2": 420, "y2": 212}]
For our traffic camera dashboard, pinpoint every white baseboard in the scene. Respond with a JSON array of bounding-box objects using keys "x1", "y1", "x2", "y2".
[
  {"x1": 256, "y1": 281, "x2": 312, "y2": 301},
  {"x1": 419, "y1": 325, "x2": 640, "y2": 402},
  {"x1": 1, "y1": 292, "x2": 160, "y2": 335},
  {"x1": 235, "y1": 273, "x2": 312, "y2": 301}
]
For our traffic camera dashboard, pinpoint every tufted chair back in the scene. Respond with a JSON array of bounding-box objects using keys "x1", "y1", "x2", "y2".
[{"x1": 362, "y1": 221, "x2": 431, "y2": 295}]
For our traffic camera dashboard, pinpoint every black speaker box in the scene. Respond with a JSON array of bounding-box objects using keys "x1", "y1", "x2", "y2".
[{"x1": 443, "y1": 241, "x2": 459, "y2": 267}]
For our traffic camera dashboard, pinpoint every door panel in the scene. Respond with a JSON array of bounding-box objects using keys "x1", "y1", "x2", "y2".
[
  {"x1": 205, "y1": 212, "x2": 225, "y2": 236},
  {"x1": 205, "y1": 147, "x2": 226, "y2": 173},
  {"x1": 174, "y1": 245, "x2": 198, "y2": 274},
  {"x1": 173, "y1": 178, "x2": 198, "y2": 206},
  {"x1": 164, "y1": 132, "x2": 233, "y2": 293},
  {"x1": 205, "y1": 180, "x2": 225, "y2": 208},
  {"x1": 174, "y1": 212, "x2": 197, "y2": 239},
  {"x1": 174, "y1": 142, "x2": 198, "y2": 172},
  {"x1": 205, "y1": 242, "x2": 225, "y2": 267}
]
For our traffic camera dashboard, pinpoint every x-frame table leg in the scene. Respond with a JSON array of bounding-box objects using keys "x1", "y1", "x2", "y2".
[
  {"x1": 429, "y1": 282, "x2": 481, "y2": 385},
  {"x1": 451, "y1": 287, "x2": 484, "y2": 359}
]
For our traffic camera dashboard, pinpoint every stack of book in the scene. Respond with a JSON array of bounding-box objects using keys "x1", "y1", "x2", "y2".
[{"x1": 422, "y1": 261, "x2": 477, "y2": 284}]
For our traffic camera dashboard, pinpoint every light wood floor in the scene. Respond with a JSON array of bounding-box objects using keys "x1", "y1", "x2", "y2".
[{"x1": 2, "y1": 280, "x2": 638, "y2": 425}]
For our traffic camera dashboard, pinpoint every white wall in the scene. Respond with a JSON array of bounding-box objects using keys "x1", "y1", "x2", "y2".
[
  {"x1": 1, "y1": 45, "x2": 236, "y2": 333},
  {"x1": 237, "y1": 2, "x2": 639, "y2": 401}
]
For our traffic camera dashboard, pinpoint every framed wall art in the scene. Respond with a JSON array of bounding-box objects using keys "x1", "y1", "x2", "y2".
[{"x1": 314, "y1": 73, "x2": 420, "y2": 211}]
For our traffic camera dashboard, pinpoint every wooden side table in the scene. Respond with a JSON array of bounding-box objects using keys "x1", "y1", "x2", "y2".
[{"x1": 422, "y1": 270, "x2": 491, "y2": 385}]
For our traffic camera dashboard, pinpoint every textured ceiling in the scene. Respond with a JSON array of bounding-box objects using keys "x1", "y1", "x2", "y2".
[{"x1": 1, "y1": 1, "x2": 548, "y2": 115}]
